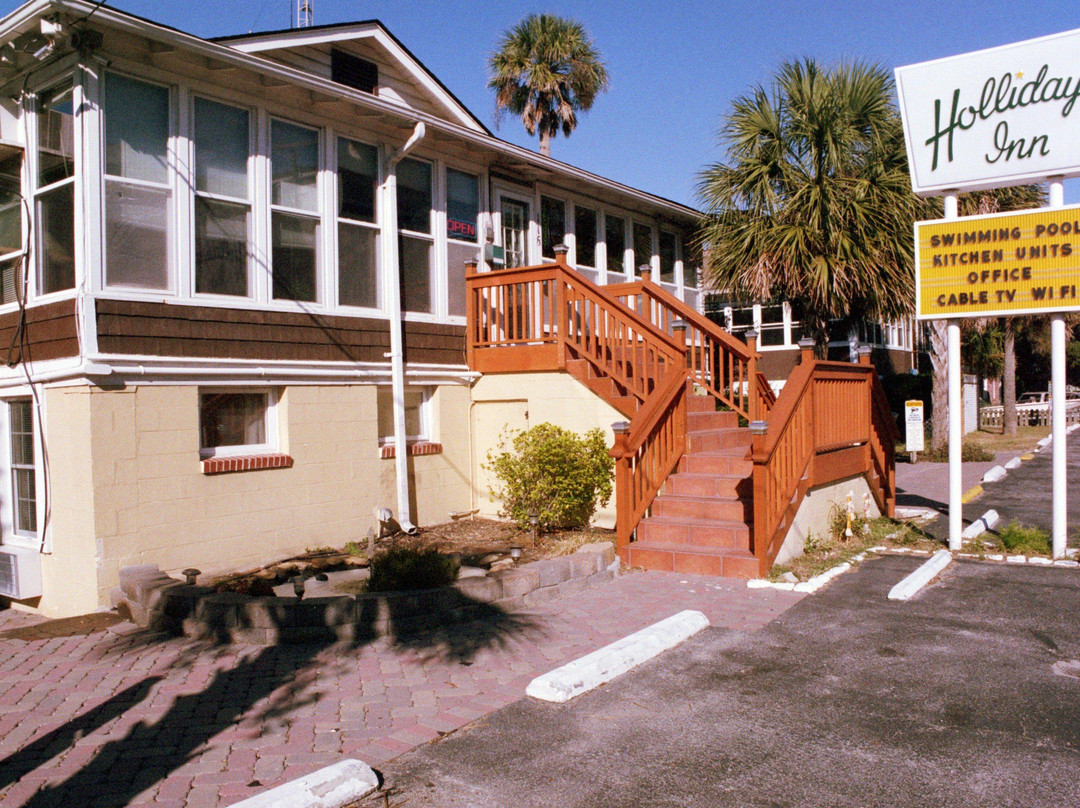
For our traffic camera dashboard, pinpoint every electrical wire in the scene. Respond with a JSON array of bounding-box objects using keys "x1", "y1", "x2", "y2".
[{"x1": 72, "y1": 0, "x2": 109, "y2": 26}]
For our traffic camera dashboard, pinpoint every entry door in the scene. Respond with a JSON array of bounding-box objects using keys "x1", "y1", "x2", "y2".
[{"x1": 500, "y1": 198, "x2": 530, "y2": 268}]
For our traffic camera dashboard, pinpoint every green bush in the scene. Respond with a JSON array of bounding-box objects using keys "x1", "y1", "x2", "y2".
[
  {"x1": 366, "y1": 546, "x2": 460, "y2": 592},
  {"x1": 485, "y1": 423, "x2": 614, "y2": 531},
  {"x1": 922, "y1": 440, "x2": 994, "y2": 462},
  {"x1": 996, "y1": 521, "x2": 1051, "y2": 556},
  {"x1": 827, "y1": 500, "x2": 868, "y2": 542}
]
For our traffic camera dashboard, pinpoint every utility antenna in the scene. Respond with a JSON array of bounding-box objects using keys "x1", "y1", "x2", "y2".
[{"x1": 296, "y1": 0, "x2": 313, "y2": 28}]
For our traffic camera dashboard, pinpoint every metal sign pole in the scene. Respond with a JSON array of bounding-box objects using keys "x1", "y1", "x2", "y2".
[
  {"x1": 944, "y1": 193, "x2": 962, "y2": 551},
  {"x1": 1049, "y1": 178, "x2": 1068, "y2": 558}
]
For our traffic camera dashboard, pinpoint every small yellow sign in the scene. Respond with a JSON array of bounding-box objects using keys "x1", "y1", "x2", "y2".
[{"x1": 915, "y1": 204, "x2": 1080, "y2": 319}]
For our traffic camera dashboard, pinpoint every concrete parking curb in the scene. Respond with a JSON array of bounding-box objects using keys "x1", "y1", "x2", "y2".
[
  {"x1": 982, "y1": 465, "x2": 1007, "y2": 483},
  {"x1": 228, "y1": 759, "x2": 378, "y2": 808},
  {"x1": 888, "y1": 549, "x2": 952, "y2": 601},
  {"x1": 525, "y1": 609, "x2": 710, "y2": 703},
  {"x1": 961, "y1": 509, "x2": 1000, "y2": 539}
]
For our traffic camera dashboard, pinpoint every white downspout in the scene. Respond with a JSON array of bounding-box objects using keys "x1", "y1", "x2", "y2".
[{"x1": 382, "y1": 122, "x2": 425, "y2": 533}]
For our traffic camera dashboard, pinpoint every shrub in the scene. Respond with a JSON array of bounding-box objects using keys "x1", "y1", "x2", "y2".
[
  {"x1": 828, "y1": 500, "x2": 867, "y2": 542},
  {"x1": 366, "y1": 545, "x2": 460, "y2": 592},
  {"x1": 922, "y1": 440, "x2": 994, "y2": 462},
  {"x1": 485, "y1": 423, "x2": 614, "y2": 531},
  {"x1": 996, "y1": 521, "x2": 1051, "y2": 556}
]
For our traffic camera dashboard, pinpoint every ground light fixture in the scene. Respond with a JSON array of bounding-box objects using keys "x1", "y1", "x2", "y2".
[{"x1": 529, "y1": 513, "x2": 539, "y2": 547}]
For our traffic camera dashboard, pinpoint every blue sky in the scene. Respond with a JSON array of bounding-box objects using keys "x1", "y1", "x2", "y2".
[{"x1": 6, "y1": 0, "x2": 1080, "y2": 206}]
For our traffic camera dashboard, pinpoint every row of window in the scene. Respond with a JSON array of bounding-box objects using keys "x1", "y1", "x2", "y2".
[{"x1": 710, "y1": 301, "x2": 915, "y2": 352}]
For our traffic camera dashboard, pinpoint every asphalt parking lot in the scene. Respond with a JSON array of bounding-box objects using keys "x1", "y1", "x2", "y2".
[{"x1": 372, "y1": 555, "x2": 1080, "y2": 808}]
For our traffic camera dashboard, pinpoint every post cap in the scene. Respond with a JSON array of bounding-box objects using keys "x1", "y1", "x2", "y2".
[
  {"x1": 638, "y1": 264, "x2": 653, "y2": 276},
  {"x1": 798, "y1": 337, "x2": 816, "y2": 350},
  {"x1": 671, "y1": 318, "x2": 688, "y2": 332},
  {"x1": 749, "y1": 420, "x2": 769, "y2": 435},
  {"x1": 744, "y1": 329, "x2": 759, "y2": 341},
  {"x1": 611, "y1": 421, "x2": 631, "y2": 434},
  {"x1": 554, "y1": 243, "x2": 569, "y2": 256},
  {"x1": 858, "y1": 345, "x2": 873, "y2": 356}
]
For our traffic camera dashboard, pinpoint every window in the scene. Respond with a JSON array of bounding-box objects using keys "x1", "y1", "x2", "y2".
[
  {"x1": 574, "y1": 206, "x2": 597, "y2": 269},
  {"x1": 199, "y1": 391, "x2": 274, "y2": 456},
  {"x1": 500, "y1": 197, "x2": 529, "y2": 269},
  {"x1": 0, "y1": 151, "x2": 24, "y2": 305},
  {"x1": 104, "y1": 73, "x2": 171, "y2": 290},
  {"x1": 446, "y1": 169, "x2": 478, "y2": 317},
  {"x1": 8, "y1": 400, "x2": 35, "y2": 537},
  {"x1": 759, "y1": 304, "x2": 786, "y2": 347},
  {"x1": 271, "y1": 119, "x2": 319, "y2": 302},
  {"x1": 194, "y1": 97, "x2": 251, "y2": 297},
  {"x1": 659, "y1": 231, "x2": 677, "y2": 283},
  {"x1": 633, "y1": 222, "x2": 653, "y2": 275},
  {"x1": 397, "y1": 157, "x2": 432, "y2": 313},
  {"x1": 35, "y1": 81, "x2": 75, "y2": 295},
  {"x1": 337, "y1": 137, "x2": 379, "y2": 308},
  {"x1": 541, "y1": 195, "x2": 565, "y2": 259},
  {"x1": 605, "y1": 214, "x2": 625, "y2": 275},
  {"x1": 377, "y1": 387, "x2": 427, "y2": 444}
]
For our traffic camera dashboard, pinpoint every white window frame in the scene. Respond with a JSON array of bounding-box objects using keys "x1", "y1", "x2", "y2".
[
  {"x1": 493, "y1": 185, "x2": 536, "y2": 268},
  {"x1": 396, "y1": 155, "x2": 436, "y2": 319},
  {"x1": 377, "y1": 385, "x2": 431, "y2": 445},
  {"x1": 0, "y1": 396, "x2": 43, "y2": 549},
  {"x1": 571, "y1": 201, "x2": 598, "y2": 272},
  {"x1": 0, "y1": 149, "x2": 26, "y2": 308},
  {"x1": 443, "y1": 164, "x2": 480, "y2": 323},
  {"x1": 198, "y1": 387, "x2": 279, "y2": 459},
  {"x1": 334, "y1": 133, "x2": 382, "y2": 314},
  {"x1": 268, "y1": 116, "x2": 323, "y2": 305},
  {"x1": 539, "y1": 193, "x2": 567, "y2": 262}
]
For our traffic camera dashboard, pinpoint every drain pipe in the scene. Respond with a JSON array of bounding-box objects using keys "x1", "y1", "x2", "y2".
[{"x1": 382, "y1": 122, "x2": 425, "y2": 534}]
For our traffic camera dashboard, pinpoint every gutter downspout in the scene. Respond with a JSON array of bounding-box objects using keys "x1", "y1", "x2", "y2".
[{"x1": 382, "y1": 122, "x2": 425, "y2": 533}]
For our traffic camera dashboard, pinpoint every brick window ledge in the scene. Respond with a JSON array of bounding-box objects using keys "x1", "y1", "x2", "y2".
[
  {"x1": 201, "y1": 453, "x2": 294, "y2": 475},
  {"x1": 380, "y1": 442, "x2": 442, "y2": 459}
]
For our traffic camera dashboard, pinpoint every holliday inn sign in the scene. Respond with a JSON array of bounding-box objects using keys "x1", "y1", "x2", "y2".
[{"x1": 896, "y1": 29, "x2": 1080, "y2": 196}]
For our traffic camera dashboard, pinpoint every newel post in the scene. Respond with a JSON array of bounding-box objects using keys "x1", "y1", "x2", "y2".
[
  {"x1": 749, "y1": 419, "x2": 769, "y2": 573},
  {"x1": 610, "y1": 421, "x2": 632, "y2": 563},
  {"x1": 672, "y1": 318, "x2": 688, "y2": 375},
  {"x1": 465, "y1": 256, "x2": 479, "y2": 368},
  {"x1": 799, "y1": 336, "x2": 815, "y2": 365},
  {"x1": 746, "y1": 329, "x2": 760, "y2": 421},
  {"x1": 858, "y1": 345, "x2": 873, "y2": 365},
  {"x1": 553, "y1": 243, "x2": 569, "y2": 266}
]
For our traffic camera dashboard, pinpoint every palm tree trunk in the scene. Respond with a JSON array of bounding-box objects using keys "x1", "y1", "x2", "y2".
[
  {"x1": 540, "y1": 131, "x2": 551, "y2": 157},
  {"x1": 929, "y1": 320, "x2": 948, "y2": 453},
  {"x1": 1003, "y1": 319, "x2": 1017, "y2": 436}
]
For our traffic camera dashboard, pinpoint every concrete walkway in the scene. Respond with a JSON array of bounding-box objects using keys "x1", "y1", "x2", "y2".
[{"x1": 0, "y1": 570, "x2": 802, "y2": 808}]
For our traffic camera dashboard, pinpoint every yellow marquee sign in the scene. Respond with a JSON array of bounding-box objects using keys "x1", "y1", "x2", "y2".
[{"x1": 916, "y1": 204, "x2": 1080, "y2": 319}]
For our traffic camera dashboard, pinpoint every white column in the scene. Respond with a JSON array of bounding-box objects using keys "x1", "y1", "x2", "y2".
[
  {"x1": 1049, "y1": 178, "x2": 1067, "y2": 557},
  {"x1": 944, "y1": 193, "x2": 962, "y2": 551}
]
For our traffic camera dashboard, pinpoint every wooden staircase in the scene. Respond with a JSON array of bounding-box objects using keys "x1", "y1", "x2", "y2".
[
  {"x1": 628, "y1": 388, "x2": 759, "y2": 578},
  {"x1": 465, "y1": 249, "x2": 898, "y2": 580}
]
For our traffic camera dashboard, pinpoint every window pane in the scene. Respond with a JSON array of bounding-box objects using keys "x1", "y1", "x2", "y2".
[
  {"x1": 9, "y1": 400, "x2": 32, "y2": 465},
  {"x1": 541, "y1": 196, "x2": 565, "y2": 259},
  {"x1": 105, "y1": 73, "x2": 168, "y2": 184},
  {"x1": 397, "y1": 158, "x2": 431, "y2": 234},
  {"x1": 633, "y1": 222, "x2": 652, "y2": 274},
  {"x1": 9, "y1": 400, "x2": 35, "y2": 535},
  {"x1": 271, "y1": 120, "x2": 318, "y2": 211},
  {"x1": 659, "y1": 232, "x2": 676, "y2": 283},
  {"x1": 447, "y1": 240, "x2": 476, "y2": 317},
  {"x1": 446, "y1": 169, "x2": 478, "y2": 241},
  {"x1": 575, "y1": 206, "x2": 597, "y2": 268},
  {"x1": 200, "y1": 392, "x2": 266, "y2": 449},
  {"x1": 338, "y1": 138, "x2": 377, "y2": 223},
  {"x1": 194, "y1": 97, "x2": 249, "y2": 199},
  {"x1": 37, "y1": 183, "x2": 75, "y2": 293},
  {"x1": 605, "y1": 215, "x2": 625, "y2": 274},
  {"x1": 38, "y1": 82, "x2": 74, "y2": 187},
  {"x1": 272, "y1": 212, "x2": 318, "y2": 301},
  {"x1": 0, "y1": 152, "x2": 23, "y2": 255},
  {"x1": 399, "y1": 234, "x2": 431, "y2": 313},
  {"x1": 105, "y1": 181, "x2": 170, "y2": 289},
  {"x1": 195, "y1": 197, "x2": 248, "y2": 296},
  {"x1": 0, "y1": 258, "x2": 22, "y2": 305},
  {"x1": 377, "y1": 387, "x2": 423, "y2": 441},
  {"x1": 338, "y1": 222, "x2": 377, "y2": 308}
]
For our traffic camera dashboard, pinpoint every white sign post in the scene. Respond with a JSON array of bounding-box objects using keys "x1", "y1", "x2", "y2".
[{"x1": 905, "y1": 400, "x2": 925, "y2": 461}]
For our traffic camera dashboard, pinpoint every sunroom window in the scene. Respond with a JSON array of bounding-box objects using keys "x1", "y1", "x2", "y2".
[
  {"x1": 541, "y1": 195, "x2": 565, "y2": 260},
  {"x1": 574, "y1": 206, "x2": 597, "y2": 270},
  {"x1": 659, "y1": 231, "x2": 677, "y2": 284},
  {"x1": 0, "y1": 151, "x2": 24, "y2": 305},
  {"x1": 35, "y1": 81, "x2": 75, "y2": 295},
  {"x1": 397, "y1": 157, "x2": 432, "y2": 314},
  {"x1": 337, "y1": 137, "x2": 378, "y2": 309},
  {"x1": 104, "y1": 73, "x2": 171, "y2": 290},
  {"x1": 194, "y1": 97, "x2": 251, "y2": 297},
  {"x1": 271, "y1": 119, "x2": 319, "y2": 303},
  {"x1": 605, "y1": 214, "x2": 625, "y2": 276},
  {"x1": 633, "y1": 222, "x2": 653, "y2": 275},
  {"x1": 445, "y1": 168, "x2": 478, "y2": 317}
]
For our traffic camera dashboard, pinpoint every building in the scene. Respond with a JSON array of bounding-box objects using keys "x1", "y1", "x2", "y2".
[{"x1": 0, "y1": 0, "x2": 703, "y2": 617}]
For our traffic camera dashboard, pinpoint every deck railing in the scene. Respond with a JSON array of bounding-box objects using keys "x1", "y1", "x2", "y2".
[
  {"x1": 608, "y1": 273, "x2": 775, "y2": 420},
  {"x1": 750, "y1": 347, "x2": 898, "y2": 574}
]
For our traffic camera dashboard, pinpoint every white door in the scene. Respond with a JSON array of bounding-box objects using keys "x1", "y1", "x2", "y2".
[{"x1": 500, "y1": 197, "x2": 530, "y2": 268}]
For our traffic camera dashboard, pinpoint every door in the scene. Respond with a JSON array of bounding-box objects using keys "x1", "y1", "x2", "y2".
[{"x1": 500, "y1": 197, "x2": 530, "y2": 268}]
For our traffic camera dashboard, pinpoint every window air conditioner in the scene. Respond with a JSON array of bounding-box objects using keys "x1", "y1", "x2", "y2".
[{"x1": 0, "y1": 545, "x2": 42, "y2": 600}]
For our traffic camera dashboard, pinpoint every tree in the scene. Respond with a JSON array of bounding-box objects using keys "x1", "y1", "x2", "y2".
[
  {"x1": 488, "y1": 14, "x2": 609, "y2": 157},
  {"x1": 696, "y1": 59, "x2": 921, "y2": 349}
]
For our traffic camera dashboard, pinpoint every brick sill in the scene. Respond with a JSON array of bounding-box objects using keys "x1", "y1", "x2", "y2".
[
  {"x1": 379, "y1": 442, "x2": 442, "y2": 459},
  {"x1": 201, "y1": 453, "x2": 294, "y2": 475}
]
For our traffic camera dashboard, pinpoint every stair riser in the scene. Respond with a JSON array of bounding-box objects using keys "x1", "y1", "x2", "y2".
[
  {"x1": 688, "y1": 431, "x2": 753, "y2": 453},
  {"x1": 664, "y1": 475, "x2": 746, "y2": 498},
  {"x1": 626, "y1": 547, "x2": 760, "y2": 579},
  {"x1": 653, "y1": 497, "x2": 750, "y2": 522},
  {"x1": 637, "y1": 519, "x2": 749, "y2": 550},
  {"x1": 686, "y1": 411, "x2": 739, "y2": 432},
  {"x1": 680, "y1": 454, "x2": 753, "y2": 477}
]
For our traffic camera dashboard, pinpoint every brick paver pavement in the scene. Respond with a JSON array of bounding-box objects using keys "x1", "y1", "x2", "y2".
[{"x1": 0, "y1": 571, "x2": 802, "y2": 808}]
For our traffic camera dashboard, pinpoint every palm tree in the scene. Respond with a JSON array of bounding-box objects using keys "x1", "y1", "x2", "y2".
[
  {"x1": 488, "y1": 14, "x2": 609, "y2": 157},
  {"x1": 696, "y1": 59, "x2": 921, "y2": 349}
]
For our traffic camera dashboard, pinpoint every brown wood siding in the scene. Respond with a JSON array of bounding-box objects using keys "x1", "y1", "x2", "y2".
[
  {"x1": 96, "y1": 300, "x2": 466, "y2": 366},
  {"x1": 0, "y1": 300, "x2": 79, "y2": 363}
]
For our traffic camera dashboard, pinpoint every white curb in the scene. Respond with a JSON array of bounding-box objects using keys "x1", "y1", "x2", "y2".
[
  {"x1": 526, "y1": 610, "x2": 709, "y2": 703},
  {"x1": 961, "y1": 509, "x2": 1000, "y2": 539},
  {"x1": 887, "y1": 549, "x2": 952, "y2": 601},
  {"x1": 894, "y1": 506, "x2": 938, "y2": 522},
  {"x1": 1004, "y1": 457, "x2": 1022, "y2": 470},
  {"x1": 1006, "y1": 554, "x2": 1026, "y2": 563},
  {"x1": 228, "y1": 760, "x2": 378, "y2": 808},
  {"x1": 981, "y1": 465, "x2": 1007, "y2": 483},
  {"x1": 793, "y1": 562, "x2": 851, "y2": 593}
]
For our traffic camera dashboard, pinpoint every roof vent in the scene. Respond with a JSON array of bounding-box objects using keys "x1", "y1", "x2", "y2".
[{"x1": 331, "y1": 49, "x2": 377, "y2": 94}]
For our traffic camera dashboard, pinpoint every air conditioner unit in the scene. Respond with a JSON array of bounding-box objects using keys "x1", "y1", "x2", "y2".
[{"x1": 0, "y1": 545, "x2": 42, "y2": 600}]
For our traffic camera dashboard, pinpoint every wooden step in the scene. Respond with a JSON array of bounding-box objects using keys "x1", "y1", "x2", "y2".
[
  {"x1": 627, "y1": 540, "x2": 760, "y2": 579},
  {"x1": 687, "y1": 429, "x2": 753, "y2": 454},
  {"x1": 636, "y1": 515, "x2": 750, "y2": 550},
  {"x1": 686, "y1": 392, "x2": 716, "y2": 413},
  {"x1": 686, "y1": 410, "x2": 739, "y2": 433},
  {"x1": 679, "y1": 451, "x2": 752, "y2": 477},
  {"x1": 664, "y1": 472, "x2": 749, "y2": 499},
  {"x1": 652, "y1": 493, "x2": 751, "y2": 522}
]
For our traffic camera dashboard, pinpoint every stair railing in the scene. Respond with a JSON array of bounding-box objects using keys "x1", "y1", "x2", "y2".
[
  {"x1": 607, "y1": 272, "x2": 775, "y2": 420},
  {"x1": 749, "y1": 345, "x2": 899, "y2": 575}
]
